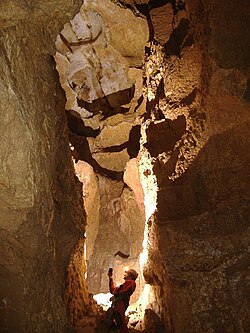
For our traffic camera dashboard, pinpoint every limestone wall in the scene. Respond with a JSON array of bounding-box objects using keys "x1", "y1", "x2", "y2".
[
  {"x1": 140, "y1": 0, "x2": 250, "y2": 332},
  {"x1": 0, "y1": 1, "x2": 87, "y2": 332}
]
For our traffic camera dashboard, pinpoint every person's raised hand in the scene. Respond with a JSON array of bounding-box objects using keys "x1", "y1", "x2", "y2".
[{"x1": 108, "y1": 267, "x2": 113, "y2": 278}]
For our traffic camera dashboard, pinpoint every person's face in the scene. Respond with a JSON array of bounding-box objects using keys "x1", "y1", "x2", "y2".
[{"x1": 123, "y1": 270, "x2": 131, "y2": 280}]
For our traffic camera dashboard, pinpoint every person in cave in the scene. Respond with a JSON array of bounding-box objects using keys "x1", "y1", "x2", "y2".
[{"x1": 105, "y1": 267, "x2": 138, "y2": 333}]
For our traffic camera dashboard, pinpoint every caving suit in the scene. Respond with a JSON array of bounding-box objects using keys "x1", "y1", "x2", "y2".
[{"x1": 109, "y1": 277, "x2": 136, "y2": 333}]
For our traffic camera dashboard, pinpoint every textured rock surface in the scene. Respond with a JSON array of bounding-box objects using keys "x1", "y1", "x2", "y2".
[
  {"x1": 86, "y1": 176, "x2": 145, "y2": 303},
  {"x1": 64, "y1": 47, "x2": 147, "y2": 311},
  {"x1": 0, "y1": 1, "x2": 92, "y2": 332},
  {"x1": 82, "y1": 0, "x2": 148, "y2": 67},
  {"x1": 139, "y1": 0, "x2": 250, "y2": 332},
  {"x1": 74, "y1": 161, "x2": 100, "y2": 263},
  {"x1": 56, "y1": 2, "x2": 148, "y2": 305},
  {"x1": 55, "y1": 0, "x2": 148, "y2": 119},
  {"x1": 55, "y1": 0, "x2": 148, "y2": 196},
  {"x1": 150, "y1": 3, "x2": 174, "y2": 45}
]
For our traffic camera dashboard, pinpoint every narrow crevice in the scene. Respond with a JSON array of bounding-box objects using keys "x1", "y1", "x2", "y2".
[
  {"x1": 163, "y1": 17, "x2": 190, "y2": 57},
  {"x1": 100, "y1": 142, "x2": 128, "y2": 153},
  {"x1": 134, "y1": 95, "x2": 144, "y2": 114},
  {"x1": 127, "y1": 125, "x2": 141, "y2": 158},
  {"x1": 173, "y1": 0, "x2": 186, "y2": 13},
  {"x1": 67, "y1": 113, "x2": 100, "y2": 137},
  {"x1": 243, "y1": 78, "x2": 250, "y2": 102},
  {"x1": 149, "y1": 0, "x2": 169, "y2": 10},
  {"x1": 135, "y1": 4, "x2": 154, "y2": 42},
  {"x1": 145, "y1": 115, "x2": 186, "y2": 157}
]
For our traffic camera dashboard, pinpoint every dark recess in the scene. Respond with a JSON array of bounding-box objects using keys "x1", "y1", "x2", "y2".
[
  {"x1": 145, "y1": 115, "x2": 186, "y2": 157},
  {"x1": 67, "y1": 113, "x2": 100, "y2": 137},
  {"x1": 164, "y1": 18, "x2": 191, "y2": 57},
  {"x1": 243, "y1": 78, "x2": 250, "y2": 102}
]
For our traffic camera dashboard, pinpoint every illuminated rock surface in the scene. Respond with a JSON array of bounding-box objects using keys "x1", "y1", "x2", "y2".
[
  {"x1": 139, "y1": 1, "x2": 250, "y2": 332},
  {"x1": 0, "y1": 0, "x2": 249, "y2": 333}
]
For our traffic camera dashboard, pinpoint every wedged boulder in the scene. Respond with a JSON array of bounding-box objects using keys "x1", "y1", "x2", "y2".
[
  {"x1": 55, "y1": 2, "x2": 139, "y2": 120},
  {"x1": 92, "y1": 149, "x2": 130, "y2": 173}
]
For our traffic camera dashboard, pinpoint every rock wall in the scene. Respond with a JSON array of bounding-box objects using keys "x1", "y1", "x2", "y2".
[
  {"x1": 140, "y1": 0, "x2": 250, "y2": 332},
  {"x1": 0, "y1": 1, "x2": 89, "y2": 332}
]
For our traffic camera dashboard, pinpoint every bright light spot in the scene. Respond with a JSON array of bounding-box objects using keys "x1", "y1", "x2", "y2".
[
  {"x1": 139, "y1": 284, "x2": 152, "y2": 310},
  {"x1": 69, "y1": 143, "x2": 75, "y2": 151},
  {"x1": 148, "y1": 89, "x2": 155, "y2": 101},
  {"x1": 139, "y1": 223, "x2": 149, "y2": 268},
  {"x1": 93, "y1": 293, "x2": 112, "y2": 311},
  {"x1": 84, "y1": 233, "x2": 87, "y2": 279},
  {"x1": 138, "y1": 143, "x2": 158, "y2": 222},
  {"x1": 136, "y1": 140, "x2": 158, "y2": 327},
  {"x1": 138, "y1": 220, "x2": 151, "y2": 326}
]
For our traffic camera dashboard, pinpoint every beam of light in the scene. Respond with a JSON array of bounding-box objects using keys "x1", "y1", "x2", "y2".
[{"x1": 136, "y1": 146, "x2": 158, "y2": 328}]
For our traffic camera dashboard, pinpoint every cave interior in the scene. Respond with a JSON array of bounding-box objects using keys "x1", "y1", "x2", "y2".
[{"x1": 0, "y1": 0, "x2": 249, "y2": 333}]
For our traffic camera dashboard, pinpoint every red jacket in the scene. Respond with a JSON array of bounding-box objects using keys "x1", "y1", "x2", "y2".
[{"x1": 109, "y1": 278, "x2": 136, "y2": 310}]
